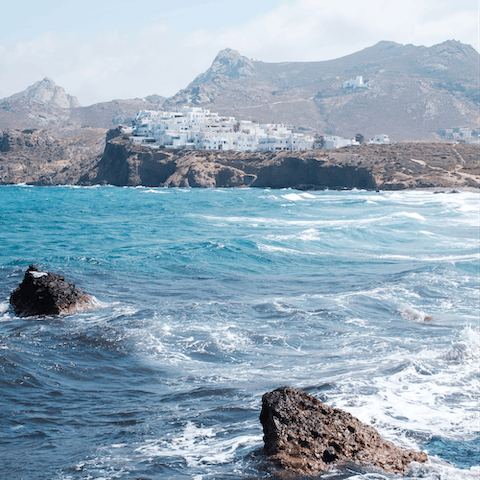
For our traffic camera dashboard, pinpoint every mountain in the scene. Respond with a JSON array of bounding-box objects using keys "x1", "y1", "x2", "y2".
[
  {"x1": 0, "y1": 78, "x2": 165, "y2": 130},
  {"x1": 164, "y1": 41, "x2": 480, "y2": 141},
  {"x1": 8, "y1": 77, "x2": 81, "y2": 109}
]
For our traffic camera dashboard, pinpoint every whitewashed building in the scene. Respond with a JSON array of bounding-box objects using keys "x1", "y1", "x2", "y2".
[
  {"x1": 324, "y1": 136, "x2": 360, "y2": 149},
  {"x1": 342, "y1": 76, "x2": 368, "y2": 89},
  {"x1": 371, "y1": 134, "x2": 390, "y2": 144},
  {"x1": 129, "y1": 107, "x2": 313, "y2": 152}
]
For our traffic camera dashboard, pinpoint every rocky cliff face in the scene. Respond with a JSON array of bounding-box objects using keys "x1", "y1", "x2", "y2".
[
  {"x1": 83, "y1": 133, "x2": 480, "y2": 190},
  {"x1": 1, "y1": 128, "x2": 478, "y2": 189},
  {"x1": 165, "y1": 40, "x2": 480, "y2": 141}
]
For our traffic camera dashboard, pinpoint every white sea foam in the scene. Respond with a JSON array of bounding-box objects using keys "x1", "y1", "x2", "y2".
[
  {"x1": 0, "y1": 301, "x2": 11, "y2": 322},
  {"x1": 282, "y1": 193, "x2": 304, "y2": 201},
  {"x1": 371, "y1": 252, "x2": 480, "y2": 263},
  {"x1": 330, "y1": 325, "x2": 480, "y2": 447},
  {"x1": 139, "y1": 189, "x2": 167, "y2": 194},
  {"x1": 199, "y1": 213, "x2": 434, "y2": 229},
  {"x1": 210, "y1": 326, "x2": 252, "y2": 353},
  {"x1": 0, "y1": 302, "x2": 9, "y2": 315},
  {"x1": 134, "y1": 422, "x2": 262, "y2": 467},
  {"x1": 398, "y1": 304, "x2": 429, "y2": 322},
  {"x1": 404, "y1": 461, "x2": 480, "y2": 480},
  {"x1": 264, "y1": 228, "x2": 321, "y2": 242},
  {"x1": 258, "y1": 244, "x2": 319, "y2": 256},
  {"x1": 347, "y1": 463, "x2": 480, "y2": 479},
  {"x1": 392, "y1": 212, "x2": 426, "y2": 221}
]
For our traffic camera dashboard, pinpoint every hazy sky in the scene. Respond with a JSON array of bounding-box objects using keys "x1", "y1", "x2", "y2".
[{"x1": 1, "y1": 0, "x2": 478, "y2": 105}]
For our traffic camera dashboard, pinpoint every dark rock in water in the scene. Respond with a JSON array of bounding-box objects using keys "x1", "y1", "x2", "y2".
[
  {"x1": 260, "y1": 386, "x2": 428, "y2": 476},
  {"x1": 10, "y1": 265, "x2": 97, "y2": 316}
]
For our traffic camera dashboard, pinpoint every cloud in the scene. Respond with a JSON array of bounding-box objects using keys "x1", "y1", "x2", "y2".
[
  {"x1": 186, "y1": 0, "x2": 479, "y2": 62},
  {"x1": 0, "y1": 0, "x2": 477, "y2": 104},
  {"x1": 0, "y1": 26, "x2": 195, "y2": 104}
]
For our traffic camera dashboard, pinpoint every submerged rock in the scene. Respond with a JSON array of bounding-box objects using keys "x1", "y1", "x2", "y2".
[
  {"x1": 260, "y1": 386, "x2": 428, "y2": 476},
  {"x1": 10, "y1": 265, "x2": 97, "y2": 316}
]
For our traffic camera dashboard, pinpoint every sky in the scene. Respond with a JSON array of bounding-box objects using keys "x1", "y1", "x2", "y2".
[{"x1": 1, "y1": 0, "x2": 478, "y2": 105}]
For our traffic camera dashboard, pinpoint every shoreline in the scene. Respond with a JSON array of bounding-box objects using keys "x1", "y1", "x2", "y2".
[{"x1": 1, "y1": 128, "x2": 479, "y2": 190}]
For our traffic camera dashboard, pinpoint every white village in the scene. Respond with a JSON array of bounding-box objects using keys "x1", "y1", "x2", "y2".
[{"x1": 125, "y1": 104, "x2": 390, "y2": 152}]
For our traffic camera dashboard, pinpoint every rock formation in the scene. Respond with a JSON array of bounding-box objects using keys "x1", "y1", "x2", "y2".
[
  {"x1": 10, "y1": 265, "x2": 97, "y2": 316},
  {"x1": 260, "y1": 387, "x2": 428, "y2": 476}
]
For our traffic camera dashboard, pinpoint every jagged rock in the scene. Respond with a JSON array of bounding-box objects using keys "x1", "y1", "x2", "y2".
[
  {"x1": 260, "y1": 386, "x2": 428, "y2": 476},
  {"x1": 10, "y1": 265, "x2": 98, "y2": 316}
]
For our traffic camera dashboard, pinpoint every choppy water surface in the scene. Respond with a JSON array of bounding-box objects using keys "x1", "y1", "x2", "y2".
[{"x1": 0, "y1": 186, "x2": 479, "y2": 480}]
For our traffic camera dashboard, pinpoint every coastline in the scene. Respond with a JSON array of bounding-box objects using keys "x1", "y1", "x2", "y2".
[{"x1": 1, "y1": 127, "x2": 479, "y2": 190}]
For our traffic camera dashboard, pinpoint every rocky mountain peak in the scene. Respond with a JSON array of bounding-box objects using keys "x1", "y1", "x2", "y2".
[
  {"x1": 8, "y1": 77, "x2": 81, "y2": 109},
  {"x1": 189, "y1": 48, "x2": 256, "y2": 87}
]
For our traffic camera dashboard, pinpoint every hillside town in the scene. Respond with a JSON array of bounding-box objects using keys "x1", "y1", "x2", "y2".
[
  {"x1": 126, "y1": 107, "x2": 389, "y2": 151},
  {"x1": 127, "y1": 107, "x2": 315, "y2": 151}
]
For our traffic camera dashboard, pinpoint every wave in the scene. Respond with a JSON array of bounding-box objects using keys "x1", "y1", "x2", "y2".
[{"x1": 329, "y1": 325, "x2": 480, "y2": 453}]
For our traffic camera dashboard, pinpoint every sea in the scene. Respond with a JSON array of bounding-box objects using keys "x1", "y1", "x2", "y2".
[{"x1": 0, "y1": 185, "x2": 478, "y2": 480}]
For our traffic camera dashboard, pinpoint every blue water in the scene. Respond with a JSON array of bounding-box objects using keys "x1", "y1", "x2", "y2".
[{"x1": 0, "y1": 186, "x2": 479, "y2": 480}]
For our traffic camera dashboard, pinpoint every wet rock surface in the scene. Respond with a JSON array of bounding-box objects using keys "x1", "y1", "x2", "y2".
[
  {"x1": 260, "y1": 386, "x2": 428, "y2": 476},
  {"x1": 10, "y1": 265, "x2": 96, "y2": 316}
]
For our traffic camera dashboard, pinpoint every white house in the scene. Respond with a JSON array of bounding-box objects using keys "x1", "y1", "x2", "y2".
[
  {"x1": 371, "y1": 134, "x2": 390, "y2": 144},
  {"x1": 342, "y1": 76, "x2": 368, "y2": 89},
  {"x1": 324, "y1": 136, "x2": 360, "y2": 149}
]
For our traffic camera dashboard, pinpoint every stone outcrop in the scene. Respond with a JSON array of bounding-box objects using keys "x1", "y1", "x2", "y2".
[
  {"x1": 260, "y1": 387, "x2": 428, "y2": 476},
  {"x1": 10, "y1": 265, "x2": 98, "y2": 317}
]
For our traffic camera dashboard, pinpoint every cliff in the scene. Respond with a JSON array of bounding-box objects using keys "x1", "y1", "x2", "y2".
[
  {"x1": 82, "y1": 133, "x2": 480, "y2": 190},
  {"x1": 1, "y1": 127, "x2": 478, "y2": 189}
]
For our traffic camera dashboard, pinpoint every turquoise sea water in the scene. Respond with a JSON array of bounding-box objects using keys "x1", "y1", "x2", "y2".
[{"x1": 0, "y1": 186, "x2": 479, "y2": 479}]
